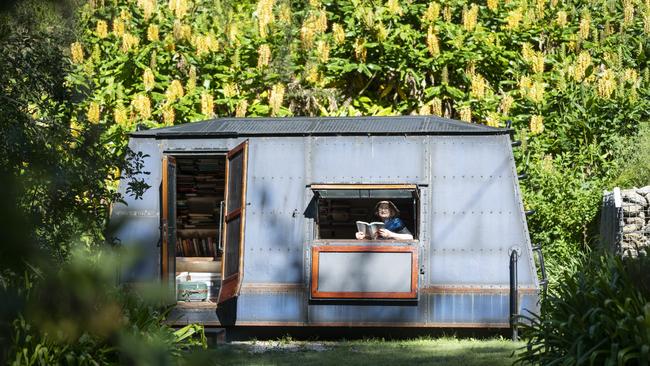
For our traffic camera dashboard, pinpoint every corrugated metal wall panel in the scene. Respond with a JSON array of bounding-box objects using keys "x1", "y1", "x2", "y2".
[{"x1": 310, "y1": 136, "x2": 426, "y2": 184}]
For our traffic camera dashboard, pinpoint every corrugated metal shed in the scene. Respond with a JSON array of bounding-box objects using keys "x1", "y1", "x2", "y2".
[{"x1": 131, "y1": 116, "x2": 508, "y2": 138}]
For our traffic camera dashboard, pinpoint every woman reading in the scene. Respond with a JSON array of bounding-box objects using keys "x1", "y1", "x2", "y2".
[{"x1": 355, "y1": 200, "x2": 413, "y2": 240}]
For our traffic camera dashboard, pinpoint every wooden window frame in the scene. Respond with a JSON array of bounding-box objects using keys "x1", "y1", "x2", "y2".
[{"x1": 310, "y1": 245, "x2": 418, "y2": 300}]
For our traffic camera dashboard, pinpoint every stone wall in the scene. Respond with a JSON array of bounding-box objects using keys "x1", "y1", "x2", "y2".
[{"x1": 621, "y1": 186, "x2": 650, "y2": 256}]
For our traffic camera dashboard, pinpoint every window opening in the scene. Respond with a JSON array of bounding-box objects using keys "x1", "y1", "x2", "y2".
[{"x1": 313, "y1": 186, "x2": 418, "y2": 240}]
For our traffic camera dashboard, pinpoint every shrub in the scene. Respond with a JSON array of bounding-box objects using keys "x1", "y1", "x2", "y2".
[
  {"x1": 5, "y1": 247, "x2": 207, "y2": 365},
  {"x1": 516, "y1": 253, "x2": 650, "y2": 365}
]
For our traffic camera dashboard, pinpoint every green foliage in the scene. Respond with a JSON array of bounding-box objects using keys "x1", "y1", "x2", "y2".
[
  {"x1": 613, "y1": 123, "x2": 650, "y2": 188},
  {"x1": 64, "y1": 0, "x2": 650, "y2": 282},
  {"x1": 6, "y1": 247, "x2": 207, "y2": 365},
  {"x1": 516, "y1": 253, "x2": 650, "y2": 365}
]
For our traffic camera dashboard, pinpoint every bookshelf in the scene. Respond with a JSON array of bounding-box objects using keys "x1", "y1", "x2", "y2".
[{"x1": 175, "y1": 156, "x2": 225, "y2": 268}]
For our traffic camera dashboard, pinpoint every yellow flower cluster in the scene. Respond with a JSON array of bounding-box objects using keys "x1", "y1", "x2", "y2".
[
  {"x1": 301, "y1": 10, "x2": 328, "y2": 49},
  {"x1": 96, "y1": 20, "x2": 108, "y2": 38},
  {"x1": 193, "y1": 35, "x2": 209, "y2": 56},
  {"x1": 423, "y1": 2, "x2": 440, "y2": 22},
  {"x1": 173, "y1": 20, "x2": 192, "y2": 40},
  {"x1": 521, "y1": 43, "x2": 534, "y2": 61},
  {"x1": 87, "y1": 102, "x2": 101, "y2": 123},
  {"x1": 163, "y1": 106, "x2": 175, "y2": 125},
  {"x1": 132, "y1": 95, "x2": 151, "y2": 119},
  {"x1": 529, "y1": 115, "x2": 544, "y2": 134},
  {"x1": 376, "y1": 22, "x2": 388, "y2": 41},
  {"x1": 534, "y1": 0, "x2": 545, "y2": 17},
  {"x1": 201, "y1": 92, "x2": 214, "y2": 117},
  {"x1": 623, "y1": 0, "x2": 634, "y2": 27},
  {"x1": 187, "y1": 66, "x2": 196, "y2": 91},
  {"x1": 137, "y1": 0, "x2": 156, "y2": 20},
  {"x1": 556, "y1": 11, "x2": 567, "y2": 27},
  {"x1": 278, "y1": 3, "x2": 292, "y2": 23},
  {"x1": 579, "y1": 11, "x2": 590, "y2": 39},
  {"x1": 143, "y1": 68, "x2": 155, "y2": 91},
  {"x1": 236, "y1": 100, "x2": 248, "y2": 117},
  {"x1": 166, "y1": 80, "x2": 184, "y2": 102},
  {"x1": 572, "y1": 51, "x2": 592, "y2": 81},
  {"x1": 485, "y1": 112, "x2": 500, "y2": 127},
  {"x1": 70, "y1": 119, "x2": 82, "y2": 138},
  {"x1": 317, "y1": 40, "x2": 330, "y2": 63},
  {"x1": 459, "y1": 106, "x2": 472, "y2": 122},
  {"x1": 470, "y1": 73, "x2": 488, "y2": 99},
  {"x1": 431, "y1": 98, "x2": 442, "y2": 116},
  {"x1": 499, "y1": 94, "x2": 514, "y2": 115},
  {"x1": 487, "y1": 0, "x2": 498, "y2": 11},
  {"x1": 443, "y1": 6, "x2": 452, "y2": 22},
  {"x1": 257, "y1": 44, "x2": 271, "y2": 68},
  {"x1": 354, "y1": 38, "x2": 367, "y2": 62},
  {"x1": 531, "y1": 52, "x2": 544, "y2": 74},
  {"x1": 256, "y1": 0, "x2": 275, "y2": 38},
  {"x1": 426, "y1": 26, "x2": 440, "y2": 56},
  {"x1": 120, "y1": 9, "x2": 131, "y2": 21},
  {"x1": 70, "y1": 42, "x2": 84, "y2": 64},
  {"x1": 113, "y1": 19, "x2": 125, "y2": 36},
  {"x1": 441, "y1": 65, "x2": 449, "y2": 84},
  {"x1": 269, "y1": 83, "x2": 285, "y2": 116},
  {"x1": 528, "y1": 81, "x2": 544, "y2": 103},
  {"x1": 597, "y1": 69, "x2": 616, "y2": 98},
  {"x1": 519, "y1": 76, "x2": 544, "y2": 103},
  {"x1": 462, "y1": 4, "x2": 479, "y2": 31},
  {"x1": 305, "y1": 64, "x2": 320, "y2": 84},
  {"x1": 332, "y1": 23, "x2": 345, "y2": 44},
  {"x1": 168, "y1": 0, "x2": 189, "y2": 18},
  {"x1": 121, "y1": 33, "x2": 140, "y2": 52},
  {"x1": 147, "y1": 24, "x2": 159, "y2": 41},
  {"x1": 114, "y1": 103, "x2": 129, "y2": 128},
  {"x1": 358, "y1": 7, "x2": 375, "y2": 27},
  {"x1": 541, "y1": 155, "x2": 554, "y2": 172},
  {"x1": 624, "y1": 68, "x2": 638, "y2": 84},
  {"x1": 387, "y1": 0, "x2": 403, "y2": 16},
  {"x1": 223, "y1": 83, "x2": 238, "y2": 98},
  {"x1": 228, "y1": 23, "x2": 239, "y2": 44},
  {"x1": 505, "y1": 8, "x2": 523, "y2": 29},
  {"x1": 150, "y1": 50, "x2": 158, "y2": 69},
  {"x1": 193, "y1": 33, "x2": 219, "y2": 56}
]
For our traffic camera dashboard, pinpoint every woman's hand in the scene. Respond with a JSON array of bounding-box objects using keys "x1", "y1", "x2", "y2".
[
  {"x1": 378, "y1": 228, "x2": 394, "y2": 239},
  {"x1": 355, "y1": 232, "x2": 366, "y2": 240}
]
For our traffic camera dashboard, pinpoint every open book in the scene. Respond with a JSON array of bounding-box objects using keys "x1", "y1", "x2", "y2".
[{"x1": 356, "y1": 221, "x2": 385, "y2": 240}]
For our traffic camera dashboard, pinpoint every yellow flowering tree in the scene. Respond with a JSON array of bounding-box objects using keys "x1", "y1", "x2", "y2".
[{"x1": 65, "y1": 0, "x2": 650, "y2": 278}]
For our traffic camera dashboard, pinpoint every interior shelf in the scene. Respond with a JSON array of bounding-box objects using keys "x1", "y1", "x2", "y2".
[{"x1": 176, "y1": 257, "x2": 221, "y2": 273}]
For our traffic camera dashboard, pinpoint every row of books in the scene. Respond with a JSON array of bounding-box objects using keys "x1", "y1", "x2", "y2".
[
  {"x1": 176, "y1": 157, "x2": 224, "y2": 258},
  {"x1": 176, "y1": 237, "x2": 220, "y2": 257}
]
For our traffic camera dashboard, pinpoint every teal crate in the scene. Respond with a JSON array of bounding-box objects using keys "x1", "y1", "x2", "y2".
[{"x1": 177, "y1": 281, "x2": 209, "y2": 302}]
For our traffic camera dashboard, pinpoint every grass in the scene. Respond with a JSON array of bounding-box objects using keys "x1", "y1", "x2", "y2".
[{"x1": 182, "y1": 337, "x2": 523, "y2": 366}]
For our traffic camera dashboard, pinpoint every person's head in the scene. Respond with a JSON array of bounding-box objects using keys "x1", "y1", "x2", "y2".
[{"x1": 375, "y1": 201, "x2": 399, "y2": 220}]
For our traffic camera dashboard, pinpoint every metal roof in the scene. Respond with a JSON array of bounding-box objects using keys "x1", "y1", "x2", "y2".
[{"x1": 130, "y1": 115, "x2": 509, "y2": 138}]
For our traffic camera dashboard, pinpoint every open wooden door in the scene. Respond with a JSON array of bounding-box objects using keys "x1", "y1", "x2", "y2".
[
  {"x1": 161, "y1": 156, "x2": 177, "y2": 302},
  {"x1": 217, "y1": 140, "x2": 249, "y2": 304}
]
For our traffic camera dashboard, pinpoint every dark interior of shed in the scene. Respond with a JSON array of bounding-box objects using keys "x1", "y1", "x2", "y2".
[
  {"x1": 317, "y1": 198, "x2": 417, "y2": 240},
  {"x1": 174, "y1": 155, "x2": 225, "y2": 303}
]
